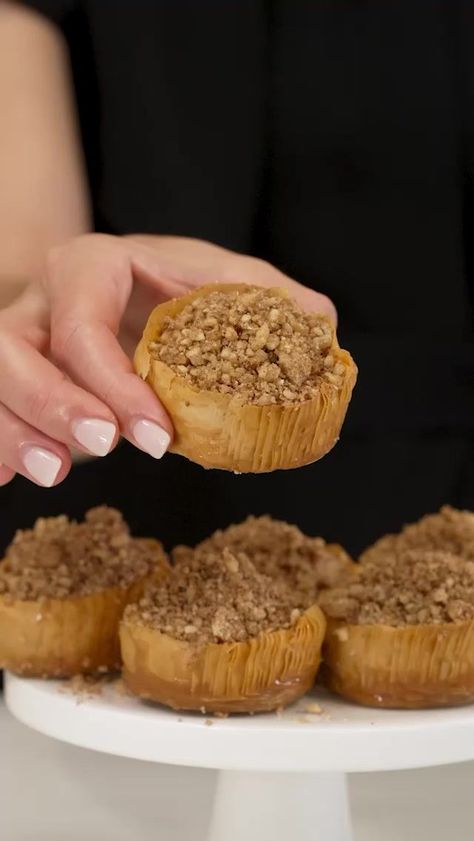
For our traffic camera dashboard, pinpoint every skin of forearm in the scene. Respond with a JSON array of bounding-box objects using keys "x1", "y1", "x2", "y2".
[{"x1": 0, "y1": 3, "x2": 91, "y2": 307}]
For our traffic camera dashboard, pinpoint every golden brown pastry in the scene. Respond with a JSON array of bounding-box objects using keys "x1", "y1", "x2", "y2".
[
  {"x1": 0, "y1": 507, "x2": 169, "y2": 677},
  {"x1": 320, "y1": 548, "x2": 474, "y2": 708},
  {"x1": 120, "y1": 544, "x2": 326, "y2": 713},
  {"x1": 134, "y1": 283, "x2": 357, "y2": 472}
]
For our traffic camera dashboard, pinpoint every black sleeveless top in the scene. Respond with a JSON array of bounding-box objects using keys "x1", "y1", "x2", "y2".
[{"x1": 2, "y1": 0, "x2": 474, "y2": 556}]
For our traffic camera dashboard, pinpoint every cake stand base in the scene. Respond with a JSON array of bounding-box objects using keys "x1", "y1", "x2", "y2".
[
  {"x1": 5, "y1": 674, "x2": 474, "y2": 841},
  {"x1": 208, "y1": 770, "x2": 351, "y2": 841}
]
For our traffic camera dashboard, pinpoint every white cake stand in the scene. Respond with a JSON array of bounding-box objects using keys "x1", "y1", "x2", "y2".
[{"x1": 5, "y1": 673, "x2": 474, "y2": 841}]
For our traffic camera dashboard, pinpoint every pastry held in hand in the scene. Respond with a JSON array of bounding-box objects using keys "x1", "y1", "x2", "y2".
[
  {"x1": 120, "y1": 546, "x2": 326, "y2": 713},
  {"x1": 0, "y1": 508, "x2": 169, "y2": 677},
  {"x1": 134, "y1": 283, "x2": 357, "y2": 472}
]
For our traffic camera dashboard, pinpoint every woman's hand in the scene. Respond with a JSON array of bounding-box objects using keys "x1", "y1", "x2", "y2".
[{"x1": 0, "y1": 233, "x2": 336, "y2": 488}]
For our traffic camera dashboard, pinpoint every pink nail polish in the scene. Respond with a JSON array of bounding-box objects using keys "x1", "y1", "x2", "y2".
[
  {"x1": 22, "y1": 447, "x2": 62, "y2": 487},
  {"x1": 72, "y1": 418, "x2": 116, "y2": 456},
  {"x1": 132, "y1": 419, "x2": 170, "y2": 459}
]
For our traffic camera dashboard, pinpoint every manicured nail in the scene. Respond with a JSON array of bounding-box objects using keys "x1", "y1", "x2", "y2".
[
  {"x1": 72, "y1": 418, "x2": 116, "y2": 456},
  {"x1": 22, "y1": 447, "x2": 62, "y2": 487},
  {"x1": 132, "y1": 419, "x2": 170, "y2": 459}
]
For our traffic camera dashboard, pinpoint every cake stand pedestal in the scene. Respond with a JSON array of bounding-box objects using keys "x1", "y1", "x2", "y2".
[
  {"x1": 5, "y1": 673, "x2": 474, "y2": 841},
  {"x1": 208, "y1": 770, "x2": 351, "y2": 841}
]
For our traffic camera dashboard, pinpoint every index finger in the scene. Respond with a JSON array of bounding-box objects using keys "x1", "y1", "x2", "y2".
[
  {"x1": 130, "y1": 235, "x2": 338, "y2": 322},
  {"x1": 46, "y1": 235, "x2": 174, "y2": 459}
]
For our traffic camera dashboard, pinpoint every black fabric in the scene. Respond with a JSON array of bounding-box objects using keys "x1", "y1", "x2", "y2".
[
  {"x1": 22, "y1": 0, "x2": 75, "y2": 21},
  {"x1": 3, "y1": 0, "x2": 473, "y2": 555},
  {"x1": 1, "y1": 434, "x2": 474, "y2": 559}
]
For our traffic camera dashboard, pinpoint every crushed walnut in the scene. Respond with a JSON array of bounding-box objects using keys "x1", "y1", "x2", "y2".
[
  {"x1": 360, "y1": 506, "x2": 474, "y2": 565},
  {"x1": 60, "y1": 673, "x2": 111, "y2": 700},
  {"x1": 303, "y1": 701, "x2": 323, "y2": 715},
  {"x1": 149, "y1": 287, "x2": 343, "y2": 405},
  {"x1": 0, "y1": 507, "x2": 161, "y2": 600},
  {"x1": 319, "y1": 549, "x2": 474, "y2": 626},
  {"x1": 173, "y1": 516, "x2": 353, "y2": 605},
  {"x1": 125, "y1": 545, "x2": 304, "y2": 644}
]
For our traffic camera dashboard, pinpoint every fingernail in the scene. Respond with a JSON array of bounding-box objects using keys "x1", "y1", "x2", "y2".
[
  {"x1": 132, "y1": 419, "x2": 170, "y2": 459},
  {"x1": 72, "y1": 418, "x2": 116, "y2": 456},
  {"x1": 22, "y1": 447, "x2": 62, "y2": 487}
]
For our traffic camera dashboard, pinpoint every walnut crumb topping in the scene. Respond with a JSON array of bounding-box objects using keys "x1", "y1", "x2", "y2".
[
  {"x1": 320, "y1": 549, "x2": 474, "y2": 626},
  {"x1": 0, "y1": 507, "x2": 159, "y2": 600},
  {"x1": 150, "y1": 287, "x2": 342, "y2": 405},
  {"x1": 173, "y1": 516, "x2": 353, "y2": 605},
  {"x1": 361, "y1": 506, "x2": 474, "y2": 565},
  {"x1": 126, "y1": 545, "x2": 305, "y2": 644}
]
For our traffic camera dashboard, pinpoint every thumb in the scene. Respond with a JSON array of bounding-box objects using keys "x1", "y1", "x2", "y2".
[{"x1": 128, "y1": 235, "x2": 338, "y2": 323}]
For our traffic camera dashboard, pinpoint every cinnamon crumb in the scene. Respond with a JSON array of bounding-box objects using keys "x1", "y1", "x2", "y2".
[
  {"x1": 150, "y1": 287, "x2": 342, "y2": 405},
  {"x1": 361, "y1": 506, "x2": 474, "y2": 565},
  {"x1": 173, "y1": 516, "x2": 352, "y2": 605},
  {"x1": 303, "y1": 701, "x2": 323, "y2": 715},
  {"x1": 0, "y1": 507, "x2": 162, "y2": 600},
  {"x1": 125, "y1": 545, "x2": 305, "y2": 644},
  {"x1": 61, "y1": 673, "x2": 110, "y2": 700},
  {"x1": 320, "y1": 549, "x2": 474, "y2": 626},
  {"x1": 113, "y1": 678, "x2": 131, "y2": 697}
]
